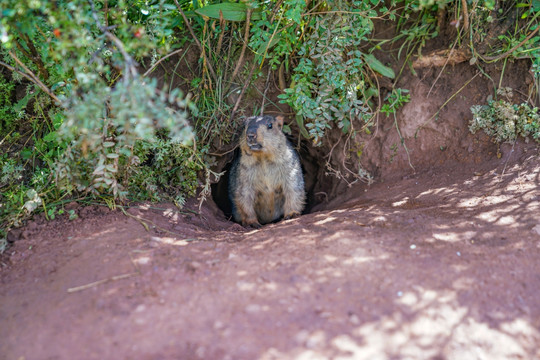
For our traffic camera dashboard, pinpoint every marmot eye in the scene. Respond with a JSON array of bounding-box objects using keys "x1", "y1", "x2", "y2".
[{"x1": 267, "y1": 123, "x2": 273, "y2": 129}]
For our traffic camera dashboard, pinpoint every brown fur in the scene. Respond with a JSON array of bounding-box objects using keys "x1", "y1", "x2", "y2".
[{"x1": 228, "y1": 115, "x2": 305, "y2": 228}]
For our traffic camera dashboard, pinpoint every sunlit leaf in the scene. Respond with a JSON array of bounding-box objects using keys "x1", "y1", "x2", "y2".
[
  {"x1": 364, "y1": 53, "x2": 395, "y2": 79},
  {"x1": 195, "y1": 3, "x2": 261, "y2": 22}
]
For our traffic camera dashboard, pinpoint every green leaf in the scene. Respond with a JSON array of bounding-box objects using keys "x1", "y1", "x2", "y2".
[
  {"x1": 295, "y1": 114, "x2": 310, "y2": 139},
  {"x1": 14, "y1": 91, "x2": 37, "y2": 113},
  {"x1": 364, "y1": 54, "x2": 395, "y2": 79},
  {"x1": 364, "y1": 87, "x2": 379, "y2": 99},
  {"x1": 195, "y1": 3, "x2": 261, "y2": 22},
  {"x1": 256, "y1": 32, "x2": 282, "y2": 56}
]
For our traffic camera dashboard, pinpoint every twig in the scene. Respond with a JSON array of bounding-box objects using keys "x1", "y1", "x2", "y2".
[
  {"x1": 208, "y1": 144, "x2": 238, "y2": 157},
  {"x1": 0, "y1": 60, "x2": 44, "y2": 87},
  {"x1": 14, "y1": 38, "x2": 49, "y2": 80},
  {"x1": 143, "y1": 48, "x2": 186, "y2": 77},
  {"x1": 173, "y1": 0, "x2": 217, "y2": 83},
  {"x1": 6, "y1": 51, "x2": 61, "y2": 105},
  {"x1": 229, "y1": 60, "x2": 257, "y2": 121},
  {"x1": 427, "y1": 39, "x2": 460, "y2": 97},
  {"x1": 501, "y1": 140, "x2": 516, "y2": 176},
  {"x1": 393, "y1": 112, "x2": 415, "y2": 172},
  {"x1": 216, "y1": 10, "x2": 226, "y2": 57},
  {"x1": 67, "y1": 272, "x2": 138, "y2": 293},
  {"x1": 119, "y1": 205, "x2": 203, "y2": 237},
  {"x1": 89, "y1": 0, "x2": 138, "y2": 83},
  {"x1": 461, "y1": 0, "x2": 469, "y2": 32},
  {"x1": 104, "y1": 0, "x2": 109, "y2": 27},
  {"x1": 119, "y1": 206, "x2": 150, "y2": 231},
  {"x1": 481, "y1": 26, "x2": 540, "y2": 62},
  {"x1": 231, "y1": 8, "x2": 252, "y2": 81},
  {"x1": 260, "y1": 67, "x2": 272, "y2": 114}
]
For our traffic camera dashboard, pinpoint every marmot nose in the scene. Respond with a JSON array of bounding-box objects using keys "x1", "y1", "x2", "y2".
[{"x1": 247, "y1": 133, "x2": 257, "y2": 142}]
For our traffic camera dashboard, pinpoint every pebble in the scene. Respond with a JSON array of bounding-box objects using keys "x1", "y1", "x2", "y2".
[{"x1": 410, "y1": 244, "x2": 416, "y2": 250}]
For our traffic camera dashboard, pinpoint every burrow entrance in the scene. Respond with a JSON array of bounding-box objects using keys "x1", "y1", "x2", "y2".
[{"x1": 210, "y1": 134, "x2": 339, "y2": 222}]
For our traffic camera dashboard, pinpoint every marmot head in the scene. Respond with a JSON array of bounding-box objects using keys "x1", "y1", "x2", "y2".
[{"x1": 242, "y1": 115, "x2": 286, "y2": 154}]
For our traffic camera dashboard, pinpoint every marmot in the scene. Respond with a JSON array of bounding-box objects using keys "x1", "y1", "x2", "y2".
[{"x1": 228, "y1": 115, "x2": 305, "y2": 228}]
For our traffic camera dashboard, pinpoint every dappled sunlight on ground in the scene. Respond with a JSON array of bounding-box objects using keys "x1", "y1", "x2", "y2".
[{"x1": 1, "y1": 156, "x2": 539, "y2": 359}]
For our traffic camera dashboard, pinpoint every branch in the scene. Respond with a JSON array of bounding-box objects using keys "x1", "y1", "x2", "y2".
[
  {"x1": 21, "y1": 33, "x2": 50, "y2": 80},
  {"x1": 461, "y1": 0, "x2": 469, "y2": 32},
  {"x1": 229, "y1": 58, "x2": 258, "y2": 121},
  {"x1": 481, "y1": 26, "x2": 540, "y2": 62},
  {"x1": 173, "y1": 0, "x2": 217, "y2": 83},
  {"x1": 88, "y1": 0, "x2": 138, "y2": 83},
  {"x1": 5, "y1": 52, "x2": 62, "y2": 105},
  {"x1": 0, "y1": 60, "x2": 40, "y2": 85},
  {"x1": 14, "y1": 38, "x2": 49, "y2": 81},
  {"x1": 231, "y1": 8, "x2": 252, "y2": 81},
  {"x1": 142, "y1": 48, "x2": 186, "y2": 77}
]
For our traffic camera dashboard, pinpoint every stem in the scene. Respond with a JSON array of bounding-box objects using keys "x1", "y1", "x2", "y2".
[
  {"x1": 6, "y1": 52, "x2": 61, "y2": 105},
  {"x1": 393, "y1": 112, "x2": 415, "y2": 172},
  {"x1": 215, "y1": 11, "x2": 225, "y2": 57},
  {"x1": 88, "y1": 0, "x2": 137, "y2": 83},
  {"x1": 142, "y1": 48, "x2": 186, "y2": 77},
  {"x1": 481, "y1": 24, "x2": 539, "y2": 62},
  {"x1": 229, "y1": 60, "x2": 257, "y2": 121},
  {"x1": 173, "y1": 0, "x2": 217, "y2": 83},
  {"x1": 21, "y1": 33, "x2": 50, "y2": 80},
  {"x1": 231, "y1": 8, "x2": 252, "y2": 81},
  {"x1": 461, "y1": 0, "x2": 469, "y2": 32}
]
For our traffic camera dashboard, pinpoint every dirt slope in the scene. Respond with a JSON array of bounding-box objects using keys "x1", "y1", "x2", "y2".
[{"x1": 1, "y1": 151, "x2": 539, "y2": 360}]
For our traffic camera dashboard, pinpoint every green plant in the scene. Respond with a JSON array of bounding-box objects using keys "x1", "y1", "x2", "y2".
[
  {"x1": 129, "y1": 138, "x2": 208, "y2": 206},
  {"x1": 469, "y1": 90, "x2": 540, "y2": 144},
  {"x1": 0, "y1": 74, "x2": 19, "y2": 134},
  {"x1": 55, "y1": 78, "x2": 195, "y2": 198},
  {"x1": 0, "y1": 0, "x2": 199, "y2": 247},
  {"x1": 278, "y1": 3, "x2": 391, "y2": 143},
  {"x1": 381, "y1": 88, "x2": 411, "y2": 116}
]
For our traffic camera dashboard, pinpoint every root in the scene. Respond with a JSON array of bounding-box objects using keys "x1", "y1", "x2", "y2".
[{"x1": 413, "y1": 49, "x2": 469, "y2": 68}]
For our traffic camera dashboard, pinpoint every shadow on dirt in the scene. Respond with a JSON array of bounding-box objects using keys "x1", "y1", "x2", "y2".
[{"x1": 3, "y1": 154, "x2": 538, "y2": 359}]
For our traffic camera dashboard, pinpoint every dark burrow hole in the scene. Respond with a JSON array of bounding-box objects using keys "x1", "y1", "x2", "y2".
[{"x1": 211, "y1": 137, "x2": 333, "y2": 223}]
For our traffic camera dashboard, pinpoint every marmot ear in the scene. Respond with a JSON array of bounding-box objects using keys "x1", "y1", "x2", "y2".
[
  {"x1": 275, "y1": 115, "x2": 284, "y2": 129},
  {"x1": 243, "y1": 116, "x2": 255, "y2": 127}
]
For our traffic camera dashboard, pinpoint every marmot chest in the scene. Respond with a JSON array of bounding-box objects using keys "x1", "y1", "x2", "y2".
[{"x1": 247, "y1": 158, "x2": 288, "y2": 223}]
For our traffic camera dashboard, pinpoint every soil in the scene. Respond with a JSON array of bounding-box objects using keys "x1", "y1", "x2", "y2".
[
  {"x1": 1, "y1": 150, "x2": 539, "y2": 359},
  {"x1": 2, "y1": 21, "x2": 540, "y2": 360}
]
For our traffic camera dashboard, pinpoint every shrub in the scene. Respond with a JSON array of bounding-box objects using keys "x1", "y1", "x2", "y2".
[{"x1": 470, "y1": 91, "x2": 540, "y2": 144}]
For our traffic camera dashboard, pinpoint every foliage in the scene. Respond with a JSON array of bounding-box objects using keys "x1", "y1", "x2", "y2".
[
  {"x1": 381, "y1": 89, "x2": 411, "y2": 116},
  {"x1": 0, "y1": 0, "x2": 198, "y2": 247},
  {"x1": 278, "y1": 2, "x2": 380, "y2": 145},
  {"x1": 0, "y1": 74, "x2": 19, "y2": 133},
  {"x1": 56, "y1": 78, "x2": 194, "y2": 198},
  {"x1": 129, "y1": 138, "x2": 206, "y2": 207},
  {"x1": 470, "y1": 90, "x2": 540, "y2": 144}
]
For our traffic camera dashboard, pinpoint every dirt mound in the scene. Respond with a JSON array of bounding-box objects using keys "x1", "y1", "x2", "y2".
[{"x1": 1, "y1": 151, "x2": 539, "y2": 359}]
